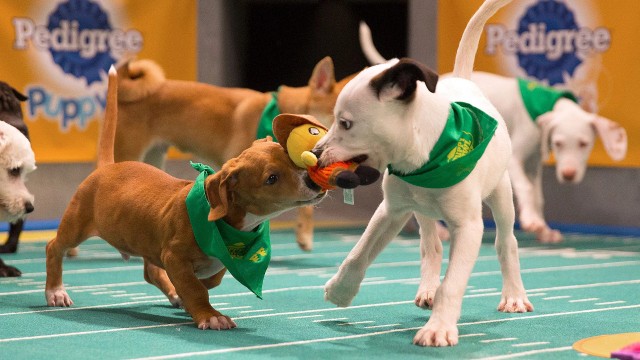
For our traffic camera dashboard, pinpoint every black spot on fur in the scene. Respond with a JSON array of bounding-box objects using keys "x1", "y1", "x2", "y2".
[{"x1": 369, "y1": 58, "x2": 438, "y2": 102}]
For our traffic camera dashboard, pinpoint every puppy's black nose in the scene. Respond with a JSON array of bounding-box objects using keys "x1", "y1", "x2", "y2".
[
  {"x1": 311, "y1": 149, "x2": 323, "y2": 158},
  {"x1": 24, "y1": 202, "x2": 34, "y2": 214}
]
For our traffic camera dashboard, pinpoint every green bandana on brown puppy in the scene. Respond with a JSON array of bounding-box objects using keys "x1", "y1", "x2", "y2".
[{"x1": 186, "y1": 162, "x2": 271, "y2": 298}]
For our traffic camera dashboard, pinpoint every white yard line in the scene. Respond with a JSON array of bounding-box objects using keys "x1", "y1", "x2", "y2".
[
  {"x1": 568, "y1": 298, "x2": 599, "y2": 303},
  {"x1": 542, "y1": 295, "x2": 571, "y2": 300},
  {"x1": 127, "y1": 304, "x2": 639, "y2": 360},
  {"x1": 238, "y1": 309, "x2": 274, "y2": 314},
  {"x1": 337, "y1": 321, "x2": 375, "y2": 326},
  {"x1": 1, "y1": 303, "x2": 638, "y2": 347},
  {"x1": 512, "y1": 341, "x2": 550, "y2": 347},
  {"x1": 287, "y1": 314, "x2": 323, "y2": 320},
  {"x1": 480, "y1": 337, "x2": 518, "y2": 343},
  {"x1": 595, "y1": 300, "x2": 626, "y2": 305}
]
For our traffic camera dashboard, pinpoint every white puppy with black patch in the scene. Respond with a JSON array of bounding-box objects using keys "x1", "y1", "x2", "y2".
[{"x1": 314, "y1": 0, "x2": 532, "y2": 347}]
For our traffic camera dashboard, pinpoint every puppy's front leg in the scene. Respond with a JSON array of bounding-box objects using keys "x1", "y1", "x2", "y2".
[
  {"x1": 295, "y1": 206, "x2": 314, "y2": 251},
  {"x1": 325, "y1": 202, "x2": 411, "y2": 307},
  {"x1": 163, "y1": 256, "x2": 236, "y2": 330},
  {"x1": 413, "y1": 214, "x2": 443, "y2": 309},
  {"x1": 414, "y1": 218, "x2": 483, "y2": 347}
]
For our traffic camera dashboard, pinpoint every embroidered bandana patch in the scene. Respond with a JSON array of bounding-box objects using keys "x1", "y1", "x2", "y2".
[
  {"x1": 185, "y1": 162, "x2": 271, "y2": 298},
  {"x1": 517, "y1": 78, "x2": 578, "y2": 121},
  {"x1": 388, "y1": 102, "x2": 498, "y2": 189}
]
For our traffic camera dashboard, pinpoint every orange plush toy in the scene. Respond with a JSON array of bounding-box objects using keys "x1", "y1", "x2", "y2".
[{"x1": 272, "y1": 114, "x2": 380, "y2": 191}]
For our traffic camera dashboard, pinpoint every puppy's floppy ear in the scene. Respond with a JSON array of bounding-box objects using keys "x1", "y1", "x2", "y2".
[
  {"x1": 11, "y1": 87, "x2": 27, "y2": 101},
  {"x1": 592, "y1": 116, "x2": 627, "y2": 161},
  {"x1": 204, "y1": 171, "x2": 238, "y2": 221},
  {"x1": 537, "y1": 113, "x2": 556, "y2": 161},
  {"x1": 370, "y1": 58, "x2": 438, "y2": 102}
]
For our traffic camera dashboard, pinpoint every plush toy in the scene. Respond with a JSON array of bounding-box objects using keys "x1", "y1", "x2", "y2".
[{"x1": 272, "y1": 113, "x2": 380, "y2": 191}]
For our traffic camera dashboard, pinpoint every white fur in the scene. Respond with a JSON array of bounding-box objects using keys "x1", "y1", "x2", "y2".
[
  {"x1": 316, "y1": 0, "x2": 531, "y2": 347},
  {"x1": 0, "y1": 121, "x2": 36, "y2": 223},
  {"x1": 469, "y1": 71, "x2": 627, "y2": 242},
  {"x1": 359, "y1": 20, "x2": 627, "y2": 244}
]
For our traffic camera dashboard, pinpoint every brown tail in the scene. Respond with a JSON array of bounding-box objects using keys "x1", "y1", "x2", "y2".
[
  {"x1": 453, "y1": 0, "x2": 512, "y2": 79},
  {"x1": 97, "y1": 66, "x2": 117, "y2": 168}
]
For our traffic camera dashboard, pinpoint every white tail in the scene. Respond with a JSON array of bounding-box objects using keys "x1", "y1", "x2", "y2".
[
  {"x1": 359, "y1": 21, "x2": 387, "y2": 65},
  {"x1": 453, "y1": 0, "x2": 512, "y2": 79}
]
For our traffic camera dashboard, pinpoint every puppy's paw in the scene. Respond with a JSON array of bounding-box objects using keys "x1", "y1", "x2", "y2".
[
  {"x1": 497, "y1": 294, "x2": 534, "y2": 313},
  {"x1": 66, "y1": 247, "x2": 79, "y2": 257},
  {"x1": 536, "y1": 227, "x2": 563, "y2": 244},
  {"x1": 519, "y1": 213, "x2": 546, "y2": 234},
  {"x1": 324, "y1": 270, "x2": 364, "y2": 307},
  {"x1": 0, "y1": 260, "x2": 21, "y2": 277},
  {"x1": 168, "y1": 294, "x2": 183, "y2": 308},
  {"x1": 414, "y1": 287, "x2": 438, "y2": 309},
  {"x1": 197, "y1": 315, "x2": 237, "y2": 330},
  {"x1": 46, "y1": 288, "x2": 73, "y2": 307},
  {"x1": 413, "y1": 318, "x2": 459, "y2": 347}
]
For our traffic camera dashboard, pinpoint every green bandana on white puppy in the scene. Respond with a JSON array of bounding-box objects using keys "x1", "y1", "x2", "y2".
[
  {"x1": 185, "y1": 162, "x2": 271, "y2": 298},
  {"x1": 517, "y1": 78, "x2": 578, "y2": 121},
  {"x1": 388, "y1": 102, "x2": 498, "y2": 189}
]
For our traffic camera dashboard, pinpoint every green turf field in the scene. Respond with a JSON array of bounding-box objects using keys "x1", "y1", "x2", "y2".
[{"x1": 1, "y1": 227, "x2": 638, "y2": 359}]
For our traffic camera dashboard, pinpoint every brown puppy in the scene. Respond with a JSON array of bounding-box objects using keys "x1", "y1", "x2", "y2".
[
  {"x1": 45, "y1": 67, "x2": 325, "y2": 330},
  {"x1": 114, "y1": 58, "x2": 355, "y2": 251}
]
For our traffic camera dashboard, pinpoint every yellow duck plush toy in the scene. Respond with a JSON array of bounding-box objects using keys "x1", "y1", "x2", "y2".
[{"x1": 272, "y1": 113, "x2": 380, "y2": 191}]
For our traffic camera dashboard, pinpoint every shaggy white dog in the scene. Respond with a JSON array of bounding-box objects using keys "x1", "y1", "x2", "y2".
[{"x1": 0, "y1": 120, "x2": 36, "y2": 224}]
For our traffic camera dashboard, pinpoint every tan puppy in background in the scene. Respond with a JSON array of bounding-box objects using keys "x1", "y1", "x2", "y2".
[
  {"x1": 45, "y1": 67, "x2": 326, "y2": 330},
  {"x1": 114, "y1": 58, "x2": 355, "y2": 251}
]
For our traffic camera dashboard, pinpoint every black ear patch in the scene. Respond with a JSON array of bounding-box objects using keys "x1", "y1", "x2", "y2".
[{"x1": 369, "y1": 58, "x2": 439, "y2": 101}]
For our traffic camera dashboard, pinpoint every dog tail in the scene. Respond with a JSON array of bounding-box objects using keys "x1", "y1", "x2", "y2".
[
  {"x1": 452, "y1": 0, "x2": 512, "y2": 79},
  {"x1": 97, "y1": 66, "x2": 118, "y2": 168},
  {"x1": 359, "y1": 21, "x2": 387, "y2": 65},
  {"x1": 116, "y1": 59, "x2": 165, "y2": 102}
]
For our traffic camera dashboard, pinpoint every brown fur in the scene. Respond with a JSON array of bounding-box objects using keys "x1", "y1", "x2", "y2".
[
  {"x1": 45, "y1": 66, "x2": 325, "y2": 330},
  {"x1": 114, "y1": 58, "x2": 355, "y2": 250}
]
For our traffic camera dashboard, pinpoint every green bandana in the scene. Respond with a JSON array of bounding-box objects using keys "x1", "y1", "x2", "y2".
[
  {"x1": 185, "y1": 162, "x2": 271, "y2": 298},
  {"x1": 517, "y1": 78, "x2": 578, "y2": 121},
  {"x1": 388, "y1": 102, "x2": 498, "y2": 189},
  {"x1": 256, "y1": 90, "x2": 280, "y2": 141}
]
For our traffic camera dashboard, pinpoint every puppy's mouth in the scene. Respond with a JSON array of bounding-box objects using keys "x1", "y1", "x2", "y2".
[
  {"x1": 296, "y1": 191, "x2": 326, "y2": 206},
  {"x1": 348, "y1": 154, "x2": 369, "y2": 164}
]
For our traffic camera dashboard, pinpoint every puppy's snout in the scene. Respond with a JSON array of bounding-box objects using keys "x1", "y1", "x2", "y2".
[
  {"x1": 24, "y1": 201, "x2": 34, "y2": 214},
  {"x1": 561, "y1": 168, "x2": 577, "y2": 182}
]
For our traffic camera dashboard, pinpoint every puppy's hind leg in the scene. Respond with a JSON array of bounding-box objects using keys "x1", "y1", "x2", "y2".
[
  {"x1": 413, "y1": 214, "x2": 443, "y2": 309},
  {"x1": 325, "y1": 202, "x2": 411, "y2": 307},
  {"x1": 485, "y1": 174, "x2": 533, "y2": 313},
  {"x1": 144, "y1": 260, "x2": 182, "y2": 308}
]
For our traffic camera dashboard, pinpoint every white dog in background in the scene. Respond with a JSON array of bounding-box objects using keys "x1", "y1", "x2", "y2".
[
  {"x1": 315, "y1": 0, "x2": 532, "y2": 347},
  {"x1": 359, "y1": 22, "x2": 628, "y2": 244},
  {"x1": 0, "y1": 120, "x2": 36, "y2": 276}
]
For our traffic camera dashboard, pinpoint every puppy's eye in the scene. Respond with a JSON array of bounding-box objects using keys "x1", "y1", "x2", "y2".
[
  {"x1": 579, "y1": 140, "x2": 589, "y2": 148},
  {"x1": 8, "y1": 168, "x2": 21, "y2": 177},
  {"x1": 553, "y1": 141, "x2": 563, "y2": 149},
  {"x1": 339, "y1": 120, "x2": 352, "y2": 130},
  {"x1": 265, "y1": 174, "x2": 278, "y2": 185}
]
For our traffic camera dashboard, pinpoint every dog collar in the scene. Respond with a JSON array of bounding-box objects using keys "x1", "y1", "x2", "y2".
[
  {"x1": 388, "y1": 102, "x2": 498, "y2": 189},
  {"x1": 256, "y1": 88, "x2": 281, "y2": 140},
  {"x1": 185, "y1": 162, "x2": 271, "y2": 298},
  {"x1": 518, "y1": 78, "x2": 578, "y2": 121}
]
